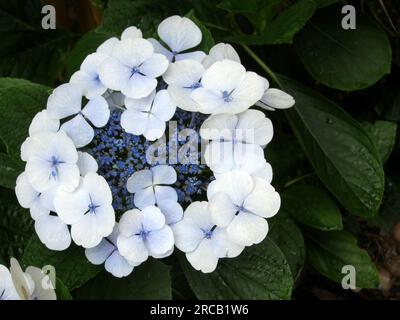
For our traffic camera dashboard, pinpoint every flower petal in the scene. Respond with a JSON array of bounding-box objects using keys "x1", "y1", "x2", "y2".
[
  {"x1": 60, "y1": 114, "x2": 94, "y2": 148},
  {"x1": 143, "y1": 114, "x2": 165, "y2": 141},
  {"x1": 257, "y1": 88, "x2": 295, "y2": 110},
  {"x1": 151, "y1": 90, "x2": 176, "y2": 121},
  {"x1": 47, "y1": 83, "x2": 82, "y2": 119},
  {"x1": 157, "y1": 199, "x2": 183, "y2": 225},
  {"x1": 211, "y1": 228, "x2": 244, "y2": 258},
  {"x1": 85, "y1": 238, "x2": 115, "y2": 265},
  {"x1": 202, "y1": 43, "x2": 241, "y2": 69},
  {"x1": 117, "y1": 234, "x2": 148, "y2": 263},
  {"x1": 98, "y1": 57, "x2": 132, "y2": 91},
  {"x1": 120, "y1": 109, "x2": 148, "y2": 135},
  {"x1": 126, "y1": 169, "x2": 153, "y2": 193},
  {"x1": 184, "y1": 201, "x2": 213, "y2": 230},
  {"x1": 34, "y1": 214, "x2": 71, "y2": 251},
  {"x1": 200, "y1": 113, "x2": 237, "y2": 141},
  {"x1": 186, "y1": 239, "x2": 219, "y2": 273},
  {"x1": 81, "y1": 96, "x2": 110, "y2": 128},
  {"x1": 146, "y1": 226, "x2": 174, "y2": 256},
  {"x1": 118, "y1": 209, "x2": 142, "y2": 237},
  {"x1": 151, "y1": 164, "x2": 176, "y2": 185},
  {"x1": 140, "y1": 53, "x2": 169, "y2": 78},
  {"x1": 208, "y1": 192, "x2": 237, "y2": 228},
  {"x1": 29, "y1": 110, "x2": 59, "y2": 136},
  {"x1": 154, "y1": 186, "x2": 178, "y2": 204},
  {"x1": 236, "y1": 109, "x2": 273, "y2": 145},
  {"x1": 83, "y1": 172, "x2": 112, "y2": 206},
  {"x1": 141, "y1": 205, "x2": 165, "y2": 231},
  {"x1": 175, "y1": 51, "x2": 206, "y2": 63},
  {"x1": 77, "y1": 151, "x2": 98, "y2": 175},
  {"x1": 134, "y1": 186, "x2": 156, "y2": 209},
  {"x1": 158, "y1": 15, "x2": 202, "y2": 53},
  {"x1": 121, "y1": 26, "x2": 143, "y2": 41},
  {"x1": 227, "y1": 212, "x2": 269, "y2": 246},
  {"x1": 147, "y1": 38, "x2": 174, "y2": 61},
  {"x1": 123, "y1": 73, "x2": 157, "y2": 99},
  {"x1": 113, "y1": 38, "x2": 154, "y2": 68},
  {"x1": 105, "y1": 251, "x2": 135, "y2": 278},
  {"x1": 243, "y1": 178, "x2": 281, "y2": 218},
  {"x1": 172, "y1": 218, "x2": 203, "y2": 252}
]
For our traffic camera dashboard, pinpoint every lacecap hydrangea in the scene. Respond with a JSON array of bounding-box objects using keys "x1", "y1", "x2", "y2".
[{"x1": 15, "y1": 15, "x2": 295, "y2": 277}]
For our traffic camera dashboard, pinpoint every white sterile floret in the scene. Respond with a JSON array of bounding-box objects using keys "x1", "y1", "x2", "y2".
[
  {"x1": 28, "y1": 110, "x2": 60, "y2": 136},
  {"x1": 0, "y1": 264, "x2": 19, "y2": 300},
  {"x1": 47, "y1": 83, "x2": 110, "y2": 148},
  {"x1": 163, "y1": 59, "x2": 205, "y2": 112},
  {"x1": 23, "y1": 131, "x2": 80, "y2": 193},
  {"x1": 15, "y1": 172, "x2": 71, "y2": 251},
  {"x1": 207, "y1": 170, "x2": 281, "y2": 246},
  {"x1": 96, "y1": 26, "x2": 143, "y2": 56},
  {"x1": 256, "y1": 88, "x2": 295, "y2": 111},
  {"x1": 202, "y1": 43, "x2": 241, "y2": 69},
  {"x1": 77, "y1": 151, "x2": 98, "y2": 175},
  {"x1": 70, "y1": 52, "x2": 109, "y2": 98},
  {"x1": 148, "y1": 15, "x2": 205, "y2": 63},
  {"x1": 10, "y1": 258, "x2": 56, "y2": 300},
  {"x1": 85, "y1": 223, "x2": 140, "y2": 278},
  {"x1": 127, "y1": 164, "x2": 177, "y2": 207},
  {"x1": 191, "y1": 60, "x2": 267, "y2": 114},
  {"x1": 98, "y1": 38, "x2": 168, "y2": 99},
  {"x1": 117, "y1": 206, "x2": 174, "y2": 263},
  {"x1": 200, "y1": 110, "x2": 273, "y2": 176},
  {"x1": 172, "y1": 201, "x2": 244, "y2": 273},
  {"x1": 121, "y1": 89, "x2": 176, "y2": 141},
  {"x1": 55, "y1": 172, "x2": 115, "y2": 248}
]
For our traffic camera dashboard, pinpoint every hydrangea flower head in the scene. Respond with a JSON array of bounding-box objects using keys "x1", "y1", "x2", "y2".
[{"x1": 14, "y1": 15, "x2": 295, "y2": 277}]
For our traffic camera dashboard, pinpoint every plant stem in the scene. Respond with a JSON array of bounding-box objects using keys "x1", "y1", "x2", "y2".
[
  {"x1": 240, "y1": 44, "x2": 282, "y2": 88},
  {"x1": 284, "y1": 172, "x2": 315, "y2": 189}
]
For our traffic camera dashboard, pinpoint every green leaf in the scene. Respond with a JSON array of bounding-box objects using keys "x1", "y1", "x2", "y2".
[
  {"x1": 22, "y1": 235, "x2": 101, "y2": 291},
  {"x1": 0, "y1": 0, "x2": 73, "y2": 84},
  {"x1": 375, "y1": 83, "x2": 400, "y2": 121},
  {"x1": 314, "y1": 0, "x2": 339, "y2": 8},
  {"x1": 269, "y1": 212, "x2": 306, "y2": 279},
  {"x1": 226, "y1": 0, "x2": 316, "y2": 45},
  {"x1": 0, "y1": 202, "x2": 33, "y2": 263},
  {"x1": 280, "y1": 75, "x2": 384, "y2": 218},
  {"x1": 185, "y1": 10, "x2": 215, "y2": 52},
  {"x1": 181, "y1": 237, "x2": 293, "y2": 300},
  {"x1": 306, "y1": 230, "x2": 379, "y2": 288},
  {"x1": 56, "y1": 278, "x2": 73, "y2": 300},
  {"x1": 283, "y1": 184, "x2": 343, "y2": 230},
  {"x1": 362, "y1": 120, "x2": 397, "y2": 164},
  {"x1": 0, "y1": 79, "x2": 50, "y2": 161},
  {"x1": 294, "y1": 5, "x2": 392, "y2": 91},
  {"x1": 367, "y1": 175, "x2": 400, "y2": 232},
  {"x1": 74, "y1": 259, "x2": 171, "y2": 300},
  {"x1": 66, "y1": 30, "x2": 111, "y2": 79},
  {"x1": 0, "y1": 152, "x2": 23, "y2": 189}
]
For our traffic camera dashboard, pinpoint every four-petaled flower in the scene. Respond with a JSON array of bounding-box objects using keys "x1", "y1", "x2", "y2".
[
  {"x1": 163, "y1": 59, "x2": 205, "y2": 112},
  {"x1": 85, "y1": 223, "x2": 141, "y2": 278},
  {"x1": 172, "y1": 201, "x2": 243, "y2": 273},
  {"x1": 191, "y1": 60, "x2": 267, "y2": 114},
  {"x1": 99, "y1": 38, "x2": 169, "y2": 99},
  {"x1": 207, "y1": 170, "x2": 280, "y2": 246},
  {"x1": 200, "y1": 110, "x2": 273, "y2": 177},
  {"x1": 148, "y1": 15, "x2": 205, "y2": 63},
  {"x1": 117, "y1": 206, "x2": 174, "y2": 263},
  {"x1": 55, "y1": 172, "x2": 115, "y2": 248},
  {"x1": 47, "y1": 83, "x2": 110, "y2": 148},
  {"x1": 121, "y1": 89, "x2": 176, "y2": 141}
]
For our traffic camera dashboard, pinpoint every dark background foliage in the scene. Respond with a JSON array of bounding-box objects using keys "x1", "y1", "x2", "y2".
[{"x1": 1, "y1": 0, "x2": 400, "y2": 300}]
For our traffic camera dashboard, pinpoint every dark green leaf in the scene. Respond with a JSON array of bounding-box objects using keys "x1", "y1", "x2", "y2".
[
  {"x1": 0, "y1": 0, "x2": 73, "y2": 84},
  {"x1": 56, "y1": 278, "x2": 73, "y2": 300},
  {"x1": 314, "y1": 0, "x2": 339, "y2": 8},
  {"x1": 283, "y1": 184, "x2": 343, "y2": 230},
  {"x1": 294, "y1": 5, "x2": 392, "y2": 91},
  {"x1": 362, "y1": 120, "x2": 397, "y2": 164},
  {"x1": 375, "y1": 83, "x2": 400, "y2": 121},
  {"x1": 0, "y1": 79, "x2": 50, "y2": 161},
  {"x1": 306, "y1": 230, "x2": 379, "y2": 288},
  {"x1": 280, "y1": 76, "x2": 384, "y2": 218},
  {"x1": 22, "y1": 235, "x2": 101, "y2": 291},
  {"x1": 269, "y1": 212, "x2": 306, "y2": 279},
  {"x1": 0, "y1": 202, "x2": 33, "y2": 263},
  {"x1": 0, "y1": 152, "x2": 23, "y2": 189},
  {"x1": 227, "y1": 0, "x2": 316, "y2": 45},
  {"x1": 74, "y1": 259, "x2": 171, "y2": 300},
  {"x1": 181, "y1": 237, "x2": 293, "y2": 299}
]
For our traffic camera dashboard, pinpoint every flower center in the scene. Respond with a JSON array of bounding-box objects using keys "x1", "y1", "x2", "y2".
[
  {"x1": 222, "y1": 89, "x2": 234, "y2": 102},
  {"x1": 202, "y1": 228, "x2": 213, "y2": 239},
  {"x1": 184, "y1": 82, "x2": 202, "y2": 90},
  {"x1": 139, "y1": 228, "x2": 150, "y2": 240},
  {"x1": 88, "y1": 109, "x2": 213, "y2": 213},
  {"x1": 49, "y1": 156, "x2": 63, "y2": 179},
  {"x1": 88, "y1": 201, "x2": 99, "y2": 214}
]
